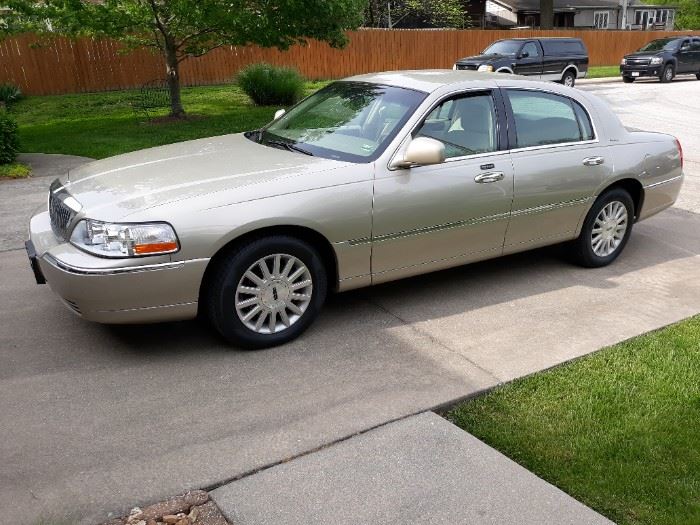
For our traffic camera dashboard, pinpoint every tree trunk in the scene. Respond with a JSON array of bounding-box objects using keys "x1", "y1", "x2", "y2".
[
  {"x1": 164, "y1": 41, "x2": 185, "y2": 118},
  {"x1": 540, "y1": 0, "x2": 554, "y2": 29}
]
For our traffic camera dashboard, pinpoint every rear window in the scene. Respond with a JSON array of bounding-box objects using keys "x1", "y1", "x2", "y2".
[{"x1": 541, "y1": 39, "x2": 586, "y2": 56}]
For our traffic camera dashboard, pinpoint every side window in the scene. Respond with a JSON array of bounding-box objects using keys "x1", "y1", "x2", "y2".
[
  {"x1": 415, "y1": 93, "x2": 498, "y2": 158},
  {"x1": 507, "y1": 90, "x2": 593, "y2": 148},
  {"x1": 692, "y1": 39, "x2": 700, "y2": 51},
  {"x1": 522, "y1": 42, "x2": 539, "y2": 58}
]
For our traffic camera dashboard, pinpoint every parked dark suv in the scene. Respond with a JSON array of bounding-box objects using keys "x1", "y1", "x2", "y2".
[
  {"x1": 453, "y1": 38, "x2": 588, "y2": 87},
  {"x1": 621, "y1": 36, "x2": 700, "y2": 83}
]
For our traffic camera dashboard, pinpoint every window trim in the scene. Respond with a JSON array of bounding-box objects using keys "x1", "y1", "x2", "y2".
[
  {"x1": 387, "y1": 87, "x2": 509, "y2": 170},
  {"x1": 593, "y1": 10, "x2": 610, "y2": 29},
  {"x1": 500, "y1": 87, "x2": 599, "y2": 153}
]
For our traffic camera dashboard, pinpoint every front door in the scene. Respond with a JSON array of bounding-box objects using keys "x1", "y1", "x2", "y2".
[
  {"x1": 514, "y1": 41, "x2": 543, "y2": 77},
  {"x1": 371, "y1": 90, "x2": 514, "y2": 282},
  {"x1": 677, "y1": 39, "x2": 694, "y2": 73}
]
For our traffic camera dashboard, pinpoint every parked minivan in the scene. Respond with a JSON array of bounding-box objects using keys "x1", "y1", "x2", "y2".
[{"x1": 454, "y1": 38, "x2": 589, "y2": 87}]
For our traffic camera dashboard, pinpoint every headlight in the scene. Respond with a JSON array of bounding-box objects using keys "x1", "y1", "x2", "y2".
[
  {"x1": 620, "y1": 58, "x2": 627, "y2": 65},
  {"x1": 477, "y1": 64, "x2": 494, "y2": 73},
  {"x1": 650, "y1": 56, "x2": 663, "y2": 65},
  {"x1": 70, "y1": 219, "x2": 179, "y2": 258}
]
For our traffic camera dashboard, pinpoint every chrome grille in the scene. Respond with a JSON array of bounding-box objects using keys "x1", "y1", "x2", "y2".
[
  {"x1": 627, "y1": 58, "x2": 650, "y2": 66},
  {"x1": 48, "y1": 179, "x2": 77, "y2": 240},
  {"x1": 456, "y1": 64, "x2": 478, "y2": 71}
]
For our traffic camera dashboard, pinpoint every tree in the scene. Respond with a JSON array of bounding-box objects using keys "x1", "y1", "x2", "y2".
[
  {"x1": 642, "y1": 0, "x2": 700, "y2": 29},
  {"x1": 539, "y1": 0, "x2": 553, "y2": 29},
  {"x1": 5, "y1": 0, "x2": 365, "y2": 117},
  {"x1": 364, "y1": 0, "x2": 469, "y2": 29}
]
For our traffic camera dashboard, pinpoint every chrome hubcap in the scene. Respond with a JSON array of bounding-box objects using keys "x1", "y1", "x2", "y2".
[
  {"x1": 565, "y1": 75, "x2": 574, "y2": 87},
  {"x1": 235, "y1": 254, "x2": 312, "y2": 334},
  {"x1": 665, "y1": 68, "x2": 673, "y2": 80},
  {"x1": 591, "y1": 201, "x2": 628, "y2": 257}
]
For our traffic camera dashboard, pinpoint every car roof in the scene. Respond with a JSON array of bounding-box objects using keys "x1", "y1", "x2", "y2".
[{"x1": 344, "y1": 69, "x2": 567, "y2": 94}]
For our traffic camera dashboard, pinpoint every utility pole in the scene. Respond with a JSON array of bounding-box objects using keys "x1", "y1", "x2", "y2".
[
  {"x1": 387, "y1": 1, "x2": 392, "y2": 28},
  {"x1": 620, "y1": 0, "x2": 629, "y2": 29}
]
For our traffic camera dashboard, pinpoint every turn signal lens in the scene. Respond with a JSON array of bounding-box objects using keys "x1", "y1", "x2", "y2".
[
  {"x1": 676, "y1": 137, "x2": 683, "y2": 170},
  {"x1": 70, "y1": 220, "x2": 179, "y2": 258}
]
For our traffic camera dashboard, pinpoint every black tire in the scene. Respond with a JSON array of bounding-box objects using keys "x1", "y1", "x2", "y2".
[
  {"x1": 206, "y1": 235, "x2": 327, "y2": 349},
  {"x1": 622, "y1": 76, "x2": 635, "y2": 83},
  {"x1": 660, "y1": 64, "x2": 674, "y2": 83},
  {"x1": 696, "y1": 72, "x2": 700, "y2": 80},
  {"x1": 570, "y1": 188, "x2": 634, "y2": 268},
  {"x1": 561, "y1": 70, "x2": 576, "y2": 87}
]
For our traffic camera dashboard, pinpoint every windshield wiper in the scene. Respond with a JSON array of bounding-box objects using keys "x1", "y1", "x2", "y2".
[{"x1": 264, "y1": 140, "x2": 314, "y2": 156}]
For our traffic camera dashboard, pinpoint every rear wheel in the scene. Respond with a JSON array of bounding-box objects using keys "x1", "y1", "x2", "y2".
[
  {"x1": 206, "y1": 236, "x2": 327, "y2": 349},
  {"x1": 660, "y1": 64, "x2": 674, "y2": 83},
  {"x1": 570, "y1": 189, "x2": 634, "y2": 268},
  {"x1": 622, "y1": 76, "x2": 635, "y2": 83},
  {"x1": 561, "y1": 70, "x2": 576, "y2": 87}
]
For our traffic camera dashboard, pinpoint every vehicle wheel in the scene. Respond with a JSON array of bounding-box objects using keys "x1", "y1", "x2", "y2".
[
  {"x1": 561, "y1": 70, "x2": 576, "y2": 87},
  {"x1": 660, "y1": 64, "x2": 674, "y2": 83},
  {"x1": 570, "y1": 189, "x2": 634, "y2": 268},
  {"x1": 622, "y1": 76, "x2": 635, "y2": 83},
  {"x1": 206, "y1": 236, "x2": 327, "y2": 349},
  {"x1": 696, "y1": 72, "x2": 700, "y2": 80}
]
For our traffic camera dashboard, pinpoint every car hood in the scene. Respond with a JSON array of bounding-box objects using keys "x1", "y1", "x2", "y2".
[
  {"x1": 624, "y1": 51, "x2": 663, "y2": 59},
  {"x1": 456, "y1": 53, "x2": 506, "y2": 64},
  {"x1": 61, "y1": 134, "x2": 352, "y2": 221}
]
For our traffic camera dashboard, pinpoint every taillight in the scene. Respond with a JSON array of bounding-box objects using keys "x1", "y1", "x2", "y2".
[{"x1": 676, "y1": 137, "x2": 683, "y2": 170}]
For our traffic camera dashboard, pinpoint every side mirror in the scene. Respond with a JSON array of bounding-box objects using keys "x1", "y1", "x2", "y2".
[
  {"x1": 520, "y1": 51, "x2": 529, "y2": 59},
  {"x1": 274, "y1": 109, "x2": 286, "y2": 120},
  {"x1": 680, "y1": 45, "x2": 690, "y2": 52},
  {"x1": 391, "y1": 137, "x2": 445, "y2": 169}
]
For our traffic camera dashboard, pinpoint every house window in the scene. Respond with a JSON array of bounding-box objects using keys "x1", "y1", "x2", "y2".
[{"x1": 594, "y1": 11, "x2": 610, "y2": 29}]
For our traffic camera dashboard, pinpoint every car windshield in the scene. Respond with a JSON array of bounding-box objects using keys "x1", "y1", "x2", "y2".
[
  {"x1": 638, "y1": 38, "x2": 680, "y2": 52},
  {"x1": 255, "y1": 82, "x2": 426, "y2": 163},
  {"x1": 483, "y1": 40, "x2": 522, "y2": 56}
]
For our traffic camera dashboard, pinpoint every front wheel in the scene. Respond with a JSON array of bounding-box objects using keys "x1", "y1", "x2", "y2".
[
  {"x1": 206, "y1": 236, "x2": 327, "y2": 349},
  {"x1": 561, "y1": 70, "x2": 576, "y2": 87},
  {"x1": 570, "y1": 189, "x2": 634, "y2": 268},
  {"x1": 622, "y1": 76, "x2": 635, "y2": 83},
  {"x1": 696, "y1": 72, "x2": 700, "y2": 80},
  {"x1": 660, "y1": 64, "x2": 674, "y2": 83}
]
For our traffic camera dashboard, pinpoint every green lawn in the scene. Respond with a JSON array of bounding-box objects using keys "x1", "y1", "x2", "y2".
[
  {"x1": 448, "y1": 316, "x2": 700, "y2": 525},
  {"x1": 11, "y1": 82, "x2": 327, "y2": 159},
  {"x1": 588, "y1": 65, "x2": 621, "y2": 79}
]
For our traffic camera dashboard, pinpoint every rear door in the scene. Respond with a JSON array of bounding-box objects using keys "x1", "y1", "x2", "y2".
[
  {"x1": 692, "y1": 38, "x2": 700, "y2": 70},
  {"x1": 502, "y1": 88, "x2": 613, "y2": 251},
  {"x1": 514, "y1": 41, "x2": 544, "y2": 77}
]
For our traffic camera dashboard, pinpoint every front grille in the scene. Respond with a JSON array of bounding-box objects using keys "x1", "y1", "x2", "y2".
[
  {"x1": 48, "y1": 179, "x2": 77, "y2": 240},
  {"x1": 627, "y1": 58, "x2": 650, "y2": 66},
  {"x1": 456, "y1": 64, "x2": 478, "y2": 71}
]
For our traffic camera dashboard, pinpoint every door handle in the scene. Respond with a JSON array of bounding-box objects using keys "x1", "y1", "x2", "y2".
[
  {"x1": 583, "y1": 156, "x2": 605, "y2": 166},
  {"x1": 474, "y1": 172, "x2": 504, "y2": 183}
]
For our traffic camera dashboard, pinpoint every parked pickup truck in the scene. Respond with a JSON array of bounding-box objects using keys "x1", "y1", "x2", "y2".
[
  {"x1": 620, "y1": 36, "x2": 700, "y2": 83},
  {"x1": 454, "y1": 38, "x2": 589, "y2": 87}
]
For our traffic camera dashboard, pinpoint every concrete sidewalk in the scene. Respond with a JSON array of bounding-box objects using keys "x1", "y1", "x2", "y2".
[{"x1": 212, "y1": 412, "x2": 613, "y2": 525}]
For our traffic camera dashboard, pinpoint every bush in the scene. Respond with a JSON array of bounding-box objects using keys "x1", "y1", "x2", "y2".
[
  {"x1": 0, "y1": 83, "x2": 23, "y2": 107},
  {"x1": 0, "y1": 112, "x2": 20, "y2": 165},
  {"x1": 237, "y1": 63, "x2": 304, "y2": 106},
  {"x1": 0, "y1": 163, "x2": 30, "y2": 179}
]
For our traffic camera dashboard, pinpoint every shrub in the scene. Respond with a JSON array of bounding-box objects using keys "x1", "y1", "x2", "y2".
[
  {"x1": 0, "y1": 163, "x2": 30, "y2": 179},
  {"x1": 0, "y1": 112, "x2": 20, "y2": 165},
  {"x1": 237, "y1": 63, "x2": 304, "y2": 106},
  {"x1": 0, "y1": 83, "x2": 23, "y2": 107}
]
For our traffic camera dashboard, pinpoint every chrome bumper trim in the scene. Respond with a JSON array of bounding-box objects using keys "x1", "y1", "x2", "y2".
[{"x1": 42, "y1": 254, "x2": 208, "y2": 276}]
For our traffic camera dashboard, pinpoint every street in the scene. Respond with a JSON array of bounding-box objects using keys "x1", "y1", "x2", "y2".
[{"x1": 1, "y1": 78, "x2": 699, "y2": 524}]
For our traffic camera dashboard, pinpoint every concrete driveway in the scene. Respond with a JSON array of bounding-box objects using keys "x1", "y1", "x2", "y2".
[{"x1": 1, "y1": 80, "x2": 699, "y2": 524}]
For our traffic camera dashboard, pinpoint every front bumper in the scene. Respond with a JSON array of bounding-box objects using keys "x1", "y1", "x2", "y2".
[
  {"x1": 620, "y1": 65, "x2": 662, "y2": 78},
  {"x1": 29, "y1": 211, "x2": 208, "y2": 324}
]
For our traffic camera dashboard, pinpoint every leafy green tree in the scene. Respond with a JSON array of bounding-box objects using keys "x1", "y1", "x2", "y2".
[
  {"x1": 5, "y1": 0, "x2": 365, "y2": 117},
  {"x1": 365, "y1": 0, "x2": 469, "y2": 29},
  {"x1": 642, "y1": 0, "x2": 700, "y2": 29}
]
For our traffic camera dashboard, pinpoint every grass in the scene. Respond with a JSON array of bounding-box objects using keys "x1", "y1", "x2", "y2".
[
  {"x1": 588, "y1": 65, "x2": 620, "y2": 79},
  {"x1": 447, "y1": 315, "x2": 700, "y2": 525},
  {"x1": 12, "y1": 81, "x2": 328, "y2": 159},
  {"x1": 0, "y1": 162, "x2": 31, "y2": 179}
]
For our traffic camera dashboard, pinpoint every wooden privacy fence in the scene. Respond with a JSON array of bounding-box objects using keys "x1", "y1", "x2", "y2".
[{"x1": 0, "y1": 29, "x2": 685, "y2": 96}]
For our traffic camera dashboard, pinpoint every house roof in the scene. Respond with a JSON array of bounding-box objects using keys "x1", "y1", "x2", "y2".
[{"x1": 490, "y1": 0, "x2": 677, "y2": 12}]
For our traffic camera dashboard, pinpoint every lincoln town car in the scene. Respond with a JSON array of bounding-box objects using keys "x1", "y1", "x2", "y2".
[{"x1": 27, "y1": 71, "x2": 684, "y2": 348}]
